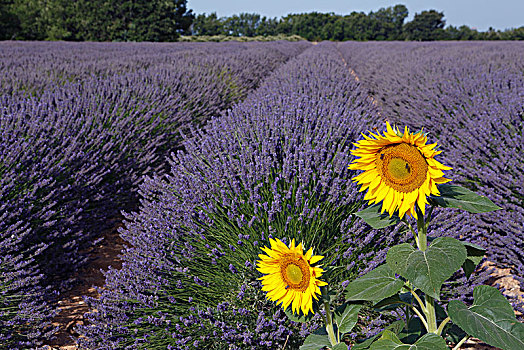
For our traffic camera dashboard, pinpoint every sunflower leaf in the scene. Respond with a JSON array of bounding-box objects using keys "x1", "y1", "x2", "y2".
[
  {"x1": 285, "y1": 307, "x2": 315, "y2": 323},
  {"x1": 332, "y1": 343, "x2": 349, "y2": 350},
  {"x1": 379, "y1": 330, "x2": 403, "y2": 343},
  {"x1": 345, "y1": 264, "x2": 404, "y2": 302},
  {"x1": 370, "y1": 333, "x2": 448, "y2": 350},
  {"x1": 300, "y1": 334, "x2": 332, "y2": 350},
  {"x1": 428, "y1": 184, "x2": 502, "y2": 213},
  {"x1": 353, "y1": 321, "x2": 405, "y2": 349},
  {"x1": 335, "y1": 303, "x2": 362, "y2": 334},
  {"x1": 355, "y1": 203, "x2": 400, "y2": 229},
  {"x1": 461, "y1": 241, "x2": 486, "y2": 279},
  {"x1": 386, "y1": 238, "x2": 467, "y2": 300},
  {"x1": 448, "y1": 285, "x2": 524, "y2": 350}
]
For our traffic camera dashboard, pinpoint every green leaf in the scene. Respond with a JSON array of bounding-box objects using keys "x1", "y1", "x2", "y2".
[
  {"x1": 335, "y1": 303, "x2": 362, "y2": 334},
  {"x1": 379, "y1": 330, "x2": 403, "y2": 343},
  {"x1": 461, "y1": 241, "x2": 486, "y2": 279},
  {"x1": 353, "y1": 321, "x2": 405, "y2": 350},
  {"x1": 285, "y1": 306, "x2": 315, "y2": 323},
  {"x1": 370, "y1": 333, "x2": 447, "y2": 350},
  {"x1": 332, "y1": 343, "x2": 349, "y2": 350},
  {"x1": 448, "y1": 285, "x2": 524, "y2": 350},
  {"x1": 386, "y1": 238, "x2": 467, "y2": 300},
  {"x1": 444, "y1": 324, "x2": 466, "y2": 344},
  {"x1": 300, "y1": 334, "x2": 332, "y2": 350},
  {"x1": 385, "y1": 243, "x2": 415, "y2": 277},
  {"x1": 398, "y1": 317, "x2": 424, "y2": 344},
  {"x1": 428, "y1": 184, "x2": 502, "y2": 213},
  {"x1": 373, "y1": 294, "x2": 408, "y2": 311},
  {"x1": 345, "y1": 264, "x2": 404, "y2": 302},
  {"x1": 355, "y1": 203, "x2": 400, "y2": 229}
]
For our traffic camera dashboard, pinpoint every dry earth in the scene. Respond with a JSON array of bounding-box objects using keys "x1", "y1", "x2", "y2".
[{"x1": 40, "y1": 217, "x2": 126, "y2": 350}]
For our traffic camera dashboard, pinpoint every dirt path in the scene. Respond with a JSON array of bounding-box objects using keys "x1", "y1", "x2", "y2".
[{"x1": 41, "y1": 217, "x2": 126, "y2": 349}]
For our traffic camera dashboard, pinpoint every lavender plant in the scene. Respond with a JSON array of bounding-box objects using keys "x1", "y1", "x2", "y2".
[
  {"x1": 338, "y1": 41, "x2": 524, "y2": 314},
  {"x1": 0, "y1": 41, "x2": 307, "y2": 347},
  {"x1": 78, "y1": 43, "x2": 400, "y2": 349}
]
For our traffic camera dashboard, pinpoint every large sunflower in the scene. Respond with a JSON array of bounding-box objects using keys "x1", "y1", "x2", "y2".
[
  {"x1": 349, "y1": 121, "x2": 451, "y2": 219},
  {"x1": 256, "y1": 238, "x2": 327, "y2": 316}
]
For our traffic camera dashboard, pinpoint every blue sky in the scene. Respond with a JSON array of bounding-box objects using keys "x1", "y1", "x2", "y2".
[{"x1": 187, "y1": 0, "x2": 524, "y2": 31}]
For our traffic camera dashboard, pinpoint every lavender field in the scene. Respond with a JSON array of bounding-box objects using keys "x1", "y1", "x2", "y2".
[{"x1": 1, "y1": 41, "x2": 523, "y2": 349}]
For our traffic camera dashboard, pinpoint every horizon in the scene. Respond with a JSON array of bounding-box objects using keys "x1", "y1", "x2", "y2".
[{"x1": 188, "y1": 0, "x2": 524, "y2": 32}]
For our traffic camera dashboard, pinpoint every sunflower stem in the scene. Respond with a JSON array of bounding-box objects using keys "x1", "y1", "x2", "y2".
[
  {"x1": 436, "y1": 316, "x2": 451, "y2": 336},
  {"x1": 402, "y1": 218, "x2": 419, "y2": 247},
  {"x1": 321, "y1": 287, "x2": 337, "y2": 346},
  {"x1": 415, "y1": 209, "x2": 427, "y2": 252},
  {"x1": 425, "y1": 296, "x2": 438, "y2": 333},
  {"x1": 415, "y1": 206, "x2": 438, "y2": 333},
  {"x1": 452, "y1": 335, "x2": 470, "y2": 350}
]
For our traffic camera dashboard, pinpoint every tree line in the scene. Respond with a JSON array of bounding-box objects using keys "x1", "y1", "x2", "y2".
[
  {"x1": 1, "y1": 1, "x2": 522, "y2": 41},
  {"x1": 0, "y1": 0, "x2": 193, "y2": 41},
  {"x1": 193, "y1": 6, "x2": 524, "y2": 41}
]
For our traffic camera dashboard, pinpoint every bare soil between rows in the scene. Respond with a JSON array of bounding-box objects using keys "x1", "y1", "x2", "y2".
[{"x1": 41, "y1": 217, "x2": 126, "y2": 350}]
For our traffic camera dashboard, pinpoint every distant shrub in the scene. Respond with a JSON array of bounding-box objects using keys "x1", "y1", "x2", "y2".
[{"x1": 178, "y1": 34, "x2": 306, "y2": 42}]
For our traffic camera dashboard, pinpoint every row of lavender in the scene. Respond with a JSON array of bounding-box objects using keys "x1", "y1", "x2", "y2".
[
  {"x1": 76, "y1": 42, "x2": 403, "y2": 349},
  {"x1": 0, "y1": 41, "x2": 309, "y2": 348},
  {"x1": 0, "y1": 41, "x2": 308, "y2": 96},
  {"x1": 337, "y1": 41, "x2": 524, "y2": 309}
]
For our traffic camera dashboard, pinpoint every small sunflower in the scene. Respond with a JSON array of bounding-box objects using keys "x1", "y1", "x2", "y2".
[
  {"x1": 349, "y1": 121, "x2": 451, "y2": 219},
  {"x1": 256, "y1": 238, "x2": 327, "y2": 316}
]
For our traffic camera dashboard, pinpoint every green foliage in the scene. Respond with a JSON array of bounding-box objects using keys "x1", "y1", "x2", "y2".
[
  {"x1": 386, "y1": 238, "x2": 467, "y2": 300},
  {"x1": 4, "y1": 0, "x2": 193, "y2": 41},
  {"x1": 3, "y1": 2, "x2": 524, "y2": 41},
  {"x1": 304, "y1": 182, "x2": 517, "y2": 350},
  {"x1": 188, "y1": 6, "x2": 524, "y2": 42},
  {"x1": 192, "y1": 12, "x2": 225, "y2": 35},
  {"x1": 300, "y1": 334, "x2": 332, "y2": 350},
  {"x1": 345, "y1": 264, "x2": 404, "y2": 302},
  {"x1": 461, "y1": 242, "x2": 486, "y2": 279},
  {"x1": 403, "y1": 10, "x2": 446, "y2": 41},
  {"x1": 428, "y1": 184, "x2": 503, "y2": 213},
  {"x1": 178, "y1": 34, "x2": 305, "y2": 42},
  {"x1": 448, "y1": 286, "x2": 524, "y2": 350},
  {"x1": 354, "y1": 203, "x2": 400, "y2": 229},
  {"x1": 0, "y1": 0, "x2": 20, "y2": 40},
  {"x1": 335, "y1": 304, "x2": 362, "y2": 333},
  {"x1": 79, "y1": 0, "x2": 194, "y2": 41},
  {"x1": 371, "y1": 333, "x2": 447, "y2": 349}
]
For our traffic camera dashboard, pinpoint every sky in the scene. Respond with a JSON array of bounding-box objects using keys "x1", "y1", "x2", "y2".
[{"x1": 187, "y1": 0, "x2": 524, "y2": 31}]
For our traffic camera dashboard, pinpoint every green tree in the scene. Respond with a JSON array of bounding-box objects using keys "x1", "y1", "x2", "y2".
[
  {"x1": 344, "y1": 12, "x2": 373, "y2": 41},
  {"x1": 368, "y1": 4, "x2": 408, "y2": 40},
  {"x1": 256, "y1": 16, "x2": 279, "y2": 36},
  {"x1": 79, "y1": 0, "x2": 193, "y2": 41},
  {"x1": 0, "y1": 0, "x2": 20, "y2": 40},
  {"x1": 500, "y1": 26, "x2": 524, "y2": 40},
  {"x1": 192, "y1": 12, "x2": 224, "y2": 35},
  {"x1": 224, "y1": 13, "x2": 262, "y2": 36},
  {"x1": 403, "y1": 10, "x2": 446, "y2": 41},
  {"x1": 444, "y1": 25, "x2": 479, "y2": 40},
  {"x1": 279, "y1": 12, "x2": 336, "y2": 41}
]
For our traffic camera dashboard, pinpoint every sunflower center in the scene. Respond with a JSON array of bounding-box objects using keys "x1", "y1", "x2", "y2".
[
  {"x1": 377, "y1": 143, "x2": 428, "y2": 193},
  {"x1": 285, "y1": 264, "x2": 303, "y2": 284},
  {"x1": 388, "y1": 158, "x2": 412, "y2": 180},
  {"x1": 280, "y1": 255, "x2": 310, "y2": 292}
]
